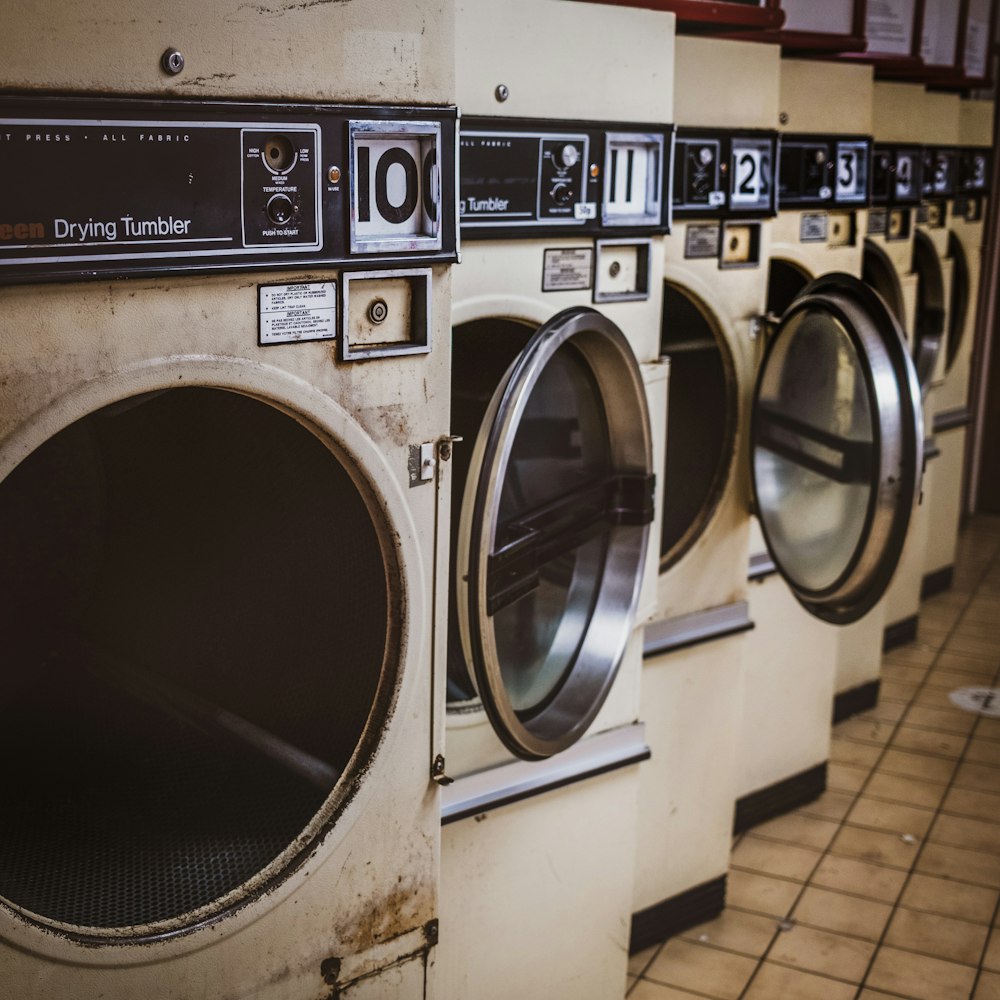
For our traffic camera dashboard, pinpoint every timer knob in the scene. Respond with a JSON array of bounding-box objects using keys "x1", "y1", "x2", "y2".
[{"x1": 556, "y1": 144, "x2": 580, "y2": 169}]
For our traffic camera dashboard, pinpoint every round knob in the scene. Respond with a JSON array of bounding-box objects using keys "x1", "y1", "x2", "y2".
[
  {"x1": 556, "y1": 144, "x2": 580, "y2": 169},
  {"x1": 550, "y1": 183, "x2": 574, "y2": 206},
  {"x1": 266, "y1": 194, "x2": 295, "y2": 225}
]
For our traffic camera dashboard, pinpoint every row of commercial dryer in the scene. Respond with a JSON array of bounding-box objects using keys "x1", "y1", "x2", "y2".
[{"x1": 0, "y1": 1, "x2": 993, "y2": 998}]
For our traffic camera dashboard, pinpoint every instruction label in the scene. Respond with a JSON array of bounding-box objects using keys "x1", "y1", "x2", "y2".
[
  {"x1": 684, "y1": 224, "x2": 721, "y2": 259},
  {"x1": 258, "y1": 282, "x2": 337, "y2": 345},
  {"x1": 542, "y1": 247, "x2": 593, "y2": 291},
  {"x1": 800, "y1": 213, "x2": 829, "y2": 243}
]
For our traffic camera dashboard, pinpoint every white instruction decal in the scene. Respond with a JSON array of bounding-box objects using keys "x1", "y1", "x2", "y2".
[
  {"x1": 542, "y1": 247, "x2": 594, "y2": 292},
  {"x1": 259, "y1": 282, "x2": 337, "y2": 345}
]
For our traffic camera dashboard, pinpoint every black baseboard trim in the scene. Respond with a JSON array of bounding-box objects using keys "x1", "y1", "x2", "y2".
[
  {"x1": 733, "y1": 762, "x2": 827, "y2": 835},
  {"x1": 833, "y1": 680, "x2": 881, "y2": 724},
  {"x1": 883, "y1": 615, "x2": 918, "y2": 652},
  {"x1": 921, "y1": 566, "x2": 954, "y2": 599},
  {"x1": 629, "y1": 875, "x2": 727, "y2": 955}
]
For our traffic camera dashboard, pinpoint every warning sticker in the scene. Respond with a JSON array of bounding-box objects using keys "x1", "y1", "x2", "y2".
[
  {"x1": 542, "y1": 247, "x2": 594, "y2": 292},
  {"x1": 800, "y1": 213, "x2": 828, "y2": 243},
  {"x1": 258, "y1": 282, "x2": 337, "y2": 345},
  {"x1": 684, "y1": 224, "x2": 721, "y2": 259}
]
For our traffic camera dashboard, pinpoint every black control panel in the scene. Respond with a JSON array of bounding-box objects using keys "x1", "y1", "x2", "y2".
[
  {"x1": 673, "y1": 128, "x2": 778, "y2": 219},
  {"x1": 0, "y1": 95, "x2": 458, "y2": 284},
  {"x1": 871, "y1": 144, "x2": 923, "y2": 207},
  {"x1": 921, "y1": 147, "x2": 959, "y2": 200},
  {"x1": 777, "y1": 135, "x2": 871, "y2": 208},
  {"x1": 458, "y1": 117, "x2": 674, "y2": 238},
  {"x1": 959, "y1": 146, "x2": 992, "y2": 194}
]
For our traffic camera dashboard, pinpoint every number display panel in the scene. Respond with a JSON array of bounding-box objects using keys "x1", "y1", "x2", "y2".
[
  {"x1": 673, "y1": 128, "x2": 778, "y2": 219},
  {"x1": 778, "y1": 135, "x2": 871, "y2": 208},
  {"x1": 458, "y1": 117, "x2": 673, "y2": 239},
  {"x1": 871, "y1": 144, "x2": 923, "y2": 206},
  {"x1": 0, "y1": 96, "x2": 458, "y2": 285},
  {"x1": 921, "y1": 147, "x2": 959, "y2": 199}
]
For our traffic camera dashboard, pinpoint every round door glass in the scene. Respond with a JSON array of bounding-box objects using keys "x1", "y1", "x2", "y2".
[
  {"x1": 754, "y1": 308, "x2": 874, "y2": 594},
  {"x1": 450, "y1": 308, "x2": 652, "y2": 759},
  {"x1": 492, "y1": 347, "x2": 611, "y2": 713},
  {"x1": 946, "y1": 231, "x2": 969, "y2": 373},
  {"x1": 0, "y1": 388, "x2": 392, "y2": 933}
]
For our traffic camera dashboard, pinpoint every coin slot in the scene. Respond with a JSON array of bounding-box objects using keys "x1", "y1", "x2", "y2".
[
  {"x1": 719, "y1": 223, "x2": 759, "y2": 268},
  {"x1": 340, "y1": 269, "x2": 432, "y2": 360}
]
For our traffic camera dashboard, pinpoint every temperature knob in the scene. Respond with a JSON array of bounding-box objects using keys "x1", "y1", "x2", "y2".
[
  {"x1": 555, "y1": 144, "x2": 580, "y2": 169},
  {"x1": 266, "y1": 194, "x2": 295, "y2": 225}
]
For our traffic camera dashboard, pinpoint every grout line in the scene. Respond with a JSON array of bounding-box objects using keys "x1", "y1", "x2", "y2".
[
  {"x1": 969, "y1": 900, "x2": 1000, "y2": 999},
  {"x1": 851, "y1": 532, "x2": 1000, "y2": 999}
]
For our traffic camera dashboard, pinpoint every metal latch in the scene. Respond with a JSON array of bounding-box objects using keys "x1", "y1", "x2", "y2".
[
  {"x1": 431, "y1": 753, "x2": 454, "y2": 786},
  {"x1": 408, "y1": 435, "x2": 462, "y2": 487},
  {"x1": 749, "y1": 313, "x2": 781, "y2": 342}
]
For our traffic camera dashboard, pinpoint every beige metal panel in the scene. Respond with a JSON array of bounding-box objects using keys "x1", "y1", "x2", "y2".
[
  {"x1": 873, "y1": 82, "x2": 961, "y2": 144},
  {"x1": 959, "y1": 99, "x2": 995, "y2": 145},
  {"x1": 456, "y1": 0, "x2": 675, "y2": 121},
  {"x1": 674, "y1": 37, "x2": 781, "y2": 130},
  {"x1": 779, "y1": 59, "x2": 875, "y2": 135},
  {"x1": 0, "y1": 267, "x2": 452, "y2": 997},
  {"x1": 884, "y1": 457, "x2": 931, "y2": 627},
  {"x1": 0, "y1": 0, "x2": 454, "y2": 104},
  {"x1": 924, "y1": 426, "x2": 965, "y2": 576},
  {"x1": 634, "y1": 635, "x2": 744, "y2": 911},
  {"x1": 738, "y1": 575, "x2": 835, "y2": 798},
  {"x1": 440, "y1": 764, "x2": 640, "y2": 1000},
  {"x1": 835, "y1": 602, "x2": 886, "y2": 696},
  {"x1": 938, "y1": 215, "x2": 983, "y2": 412}
]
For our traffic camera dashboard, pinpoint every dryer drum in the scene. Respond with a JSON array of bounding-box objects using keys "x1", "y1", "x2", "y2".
[{"x1": 0, "y1": 388, "x2": 392, "y2": 933}]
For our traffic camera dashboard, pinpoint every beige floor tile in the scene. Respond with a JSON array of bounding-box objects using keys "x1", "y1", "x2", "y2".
[
  {"x1": 829, "y1": 739, "x2": 882, "y2": 769},
  {"x1": 830, "y1": 823, "x2": 921, "y2": 869},
  {"x1": 966, "y1": 738, "x2": 1000, "y2": 767},
  {"x1": 847, "y1": 796, "x2": 936, "y2": 837},
  {"x1": 943, "y1": 786, "x2": 1000, "y2": 824},
  {"x1": 628, "y1": 978, "x2": 708, "y2": 1000},
  {"x1": 827, "y1": 762, "x2": 869, "y2": 794},
  {"x1": 933, "y1": 653, "x2": 998, "y2": 676},
  {"x1": 931, "y1": 813, "x2": 1000, "y2": 856},
  {"x1": 865, "y1": 700, "x2": 908, "y2": 724},
  {"x1": 628, "y1": 945, "x2": 660, "y2": 977},
  {"x1": 732, "y1": 836, "x2": 821, "y2": 882},
  {"x1": 856, "y1": 991, "x2": 909, "y2": 999},
  {"x1": 883, "y1": 646, "x2": 938, "y2": 668},
  {"x1": 984, "y1": 929, "x2": 1000, "y2": 972},
  {"x1": 791, "y1": 885, "x2": 892, "y2": 941},
  {"x1": 976, "y1": 970, "x2": 1000, "y2": 1000},
  {"x1": 954, "y1": 760, "x2": 1000, "y2": 793},
  {"x1": 726, "y1": 870, "x2": 801, "y2": 919},
  {"x1": 904, "y1": 704, "x2": 978, "y2": 734},
  {"x1": 834, "y1": 715, "x2": 896, "y2": 746},
  {"x1": 750, "y1": 811, "x2": 841, "y2": 851},
  {"x1": 890, "y1": 724, "x2": 967, "y2": 758},
  {"x1": 880, "y1": 679, "x2": 920, "y2": 703},
  {"x1": 810, "y1": 854, "x2": 908, "y2": 903},
  {"x1": 883, "y1": 907, "x2": 990, "y2": 966},
  {"x1": 917, "y1": 842, "x2": 1000, "y2": 889},
  {"x1": 866, "y1": 771, "x2": 948, "y2": 810},
  {"x1": 899, "y1": 872, "x2": 999, "y2": 923},
  {"x1": 645, "y1": 938, "x2": 756, "y2": 1000},
  {"x1": 882, "y1": 662, "x2": 930, "y2": 685},
  {"x1": 978, "y1": 718, "x2": 1000, "y2": 742},
  {"x1": 743, "y1": 961, "x2": 856, "y2": 999},
  {"x1": 798, "y1": 789, "x2": 856, "y2": 823},
  {"x1": 926, "y1": 666, "x2": 999, "y2": 689},
  {"x1": 879, "y1": 747, "x2": 958, "y2": 784},
  {"x1": 865, "y1": 946, "x2": 978, "y2": 1000},
  {"x1": 768, "y1": 922, "x2": 875, "y2": 981},
  {"x1": 946, "y1": 634, "x2": 1000, "y2": 659},
  {"x1": 680, "y1": 909, "x2": 777, "y2": 958}
]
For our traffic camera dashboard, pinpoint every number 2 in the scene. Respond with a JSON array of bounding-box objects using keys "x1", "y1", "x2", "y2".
[{"x1": 737, "y1": 152, "x2": 757, "y2": 195}]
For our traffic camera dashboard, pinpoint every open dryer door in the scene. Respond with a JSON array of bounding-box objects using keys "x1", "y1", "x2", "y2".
[
  {"x1": 452, "y1": 307, "x2": 654, "y2": 760},
  {"x1": 911, "y1": 229, "x2": 947, "y2": 393},
  {"x1": 752, "y1": 273, "x2": 923, "y2": 625}
]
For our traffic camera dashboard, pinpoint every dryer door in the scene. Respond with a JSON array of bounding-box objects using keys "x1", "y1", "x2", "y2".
[
  {"x1": 752, "y1": 273, "x2": 923, "y2": 625},
  {"x1": 912, "y1": 228, "x2": 946, "y2": 392},
  {"x1": 455, "y1": 307, "x2": 654, "y2": 760}
]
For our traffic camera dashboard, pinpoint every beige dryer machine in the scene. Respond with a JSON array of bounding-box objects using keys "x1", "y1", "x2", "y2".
[
  {"x1": 923, "y1": 100, "x2": 995, "y2": 596},
  {"x1": 631, "y1": 36, "x2": 778, "y2": 950},
  {"x1": 738, "y1": 57, "x2": 885, "y2": 838},
  {"x1": 0, "y1": 2, "x2": 460, "y2": 994},
  {"x1": 438, "y1": 3, "x2": 674, "y2": 998}
]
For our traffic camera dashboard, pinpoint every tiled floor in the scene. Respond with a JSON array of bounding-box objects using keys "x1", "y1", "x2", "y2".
[{"x1": 628, "y1": 516, "x2": 1000, "y2": 1000}]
